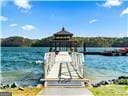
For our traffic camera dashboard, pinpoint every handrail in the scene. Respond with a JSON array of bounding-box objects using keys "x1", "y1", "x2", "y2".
[
  {"x1": 71, "y1": 52, "x2": 84, "y2": 78},
  {"x1": 44, "y1": 52, "x2": 55, "y2": 78}
]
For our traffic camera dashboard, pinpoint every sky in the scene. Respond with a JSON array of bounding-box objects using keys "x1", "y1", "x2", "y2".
[{"x1": 0, "y1": 0, "x2": 128, "y2": 39}]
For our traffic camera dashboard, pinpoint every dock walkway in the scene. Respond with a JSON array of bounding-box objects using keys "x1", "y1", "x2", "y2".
[
  {"x1": 36, "y1": 87, "x2": 94, "y2": 96},
  {"x1": 41, "y1": 51, "x2": 87, "y2": 87},
  {"x1": 37, "y1": 51, "x2": 94, "y2": 96},
  {"x1": 46, "y1": 52, "x2": 79, "y2": 79}
]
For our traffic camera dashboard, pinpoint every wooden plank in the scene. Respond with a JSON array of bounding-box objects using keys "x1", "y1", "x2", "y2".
[
  {"x1": 45, "y1": 62, "x2": 60, "y2": 78},
  {"x1": 40, "y1": 78, "x2": 89, "y2": 82}
]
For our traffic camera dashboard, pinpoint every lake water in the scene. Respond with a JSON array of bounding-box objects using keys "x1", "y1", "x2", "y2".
[{"x1": 1, "y1": 47, "x2": 128, "y2": 86}]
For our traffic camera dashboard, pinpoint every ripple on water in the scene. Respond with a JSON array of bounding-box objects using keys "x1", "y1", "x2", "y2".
[{"x1": 1, "y1": 47, "x2": 128, "y2": 85}]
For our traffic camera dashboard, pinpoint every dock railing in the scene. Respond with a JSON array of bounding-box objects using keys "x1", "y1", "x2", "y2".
[
  {"x1": 44, "y1": 52, "x2": 85, "y2": 80},
  {"x1": 44, "y1": 52, "x2": 56, "y2": 78},
  {"x1": 71, "y1": 52, "x2": 85, "y2": 78}
]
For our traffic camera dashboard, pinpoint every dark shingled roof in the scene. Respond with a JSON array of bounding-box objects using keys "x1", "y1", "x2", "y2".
[{"x1": 54, "y1": 27, "x2": 73, "y2": 36}]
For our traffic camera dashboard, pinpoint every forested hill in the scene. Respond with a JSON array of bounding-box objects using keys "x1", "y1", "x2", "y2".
[{"x1": 1, "y1": 36, "x2": 128, "y2": 47}]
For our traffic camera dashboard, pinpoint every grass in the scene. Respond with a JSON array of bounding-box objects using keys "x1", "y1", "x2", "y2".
[
  {"x1": 0, "y1": 87, "x2": 42, "y2": 96},
  {"x1": 88, "y1": 84, "x2": 128, "y2": 96},
  {"x1": 0, "y1": 85, "x2": 128, "y2": 96}
]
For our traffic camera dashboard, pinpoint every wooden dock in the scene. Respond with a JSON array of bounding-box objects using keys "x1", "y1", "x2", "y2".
[
  {"x1": 41, "y1": 51, "x2": 88, "y2": 87},
  {"x1": 81, "y1": 48, "x2": 128, "y2": 56},
  {"x1": 37, "y1": 28, "x2": 94, "y2": 96}
]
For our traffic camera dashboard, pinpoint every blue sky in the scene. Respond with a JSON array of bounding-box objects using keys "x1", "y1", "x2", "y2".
[{"x1": 0, "y1": 0, "x2": 128, "y2": 39}]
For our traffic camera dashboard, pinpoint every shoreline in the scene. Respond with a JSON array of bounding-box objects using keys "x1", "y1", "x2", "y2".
[
  {"x1": 0, "y1": 76, "x2": 127, "y2": 96},
  {"x1": 0, "y1": 87, "x2": 42, "y2": 96},
  {"x1": 1, "y1": 76, "x2": 128, "y2": 89}
]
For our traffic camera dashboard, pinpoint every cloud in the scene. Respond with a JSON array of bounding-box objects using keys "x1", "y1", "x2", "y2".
[
  {"x1": 22, "y1": 25, "x2": 36, "y2": 31},
  {"x1": 89, "y1": 19, "x2": 98, "y2": 24},
  {"x1": 0, "y1": 16, "x2": 8, "y2": 21},
  {"x1": 103, "y1": 0, "x2": 122, "y2": 8},
  {"x1": 120, "y1": 8, "x2": 128, "y2": 16},
  {"x1": 10, "y1": 24, "x2": 18, "y2": 27},
  {"x1": 14, "y1": 0, "x2": 31, "y2": 10}
]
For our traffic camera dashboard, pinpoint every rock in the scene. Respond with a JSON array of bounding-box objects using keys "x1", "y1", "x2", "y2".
[
  {"x1": 91, "y1": 83, "x2": 100, "y2": 87},
  {"x1": 118, "y1": 76, "x2": 127, "y2": 79},
  {"x1": 1, "y1": 83, "x2": 19, "y2": 89},
  {"x1": 107, "y1": 80, "x2": 113, "y2": 84},
  {"x1": 18, "y1": 87, "x2": 24, "y2": 91},
  {"x1": 84, "y1": 82, "x2": 88, "y2": 85},
  {"x1": 111, "y1": 79, "x2": 118, "y2": 84},
  {"x1": 0, "y1": 84, "x2": 4, "y2": 89},
  {"x1": 3, "y1": 85, "x2": 6, "y2": 89},
  {"x1": 6, "y1": 84, "x2": 9, "y2": 88},
  {"x1": 99, "y1": 81, "x2": 109, "y2": 85},
  {"x1": 36, "y1": 84, "x2": 42, "y2": 88},
  {"x1": 11, "y1": 83, "x2": 17, "y2": 88},
  {"x1": 0, "y1": 84, "x2": 9, "y2": 89}
]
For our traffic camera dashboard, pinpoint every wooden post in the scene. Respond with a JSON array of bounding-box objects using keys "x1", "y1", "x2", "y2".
[
  {"x1": 75, "y1": 42, "x2": 77, "y2": 52},
  {"x1": 59, "y1": 42, "x2": 61, "y2": 51},
  {"x1": 55, "y1": 42, "x2": 57, "y2": 51},
  {"x1": 83, "y1": 42, "x2": 86, "y2": 52},
  {"x1": 70, "y1": 42, "x2": 71, "y2": 51}
]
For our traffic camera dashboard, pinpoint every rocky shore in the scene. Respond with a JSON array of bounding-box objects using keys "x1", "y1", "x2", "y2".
[
  {"x1": 91, "y1": 76, "x2": 128, "y2": 87},
  {"x1": 1, "y1": 76, "x2": 128, "y2": 90},
  {"x1": 0, "y1": 83, "x2": 43, "y2": 90}
]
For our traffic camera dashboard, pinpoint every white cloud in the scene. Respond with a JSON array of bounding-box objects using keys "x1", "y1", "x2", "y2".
[
  {"x1": 103, "y1": 0, "x2": 122, "y2": 8},
  {"x1": 89, "y1": 19, "x2": 98, "y2": 24},
  {"x1": 22, "y1": 25, "x2": 36, "y2": 31},
  {"x1": 10, "y1": 24, "x2": 18, "y2": 27},
  {"x1": 120, "y1": 8, "x2": 128, "y2": 16},
  {"x1": 0, "y1": 16, "x2": 8, "y2": 21},
  {"x1": 14, "y1": 0, "x2": 31, "y2": 10}
]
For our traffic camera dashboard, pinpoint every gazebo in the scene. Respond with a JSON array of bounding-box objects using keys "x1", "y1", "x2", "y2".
[{"x1": 49, "y1": 27, "x2": 77, "y2": 52}]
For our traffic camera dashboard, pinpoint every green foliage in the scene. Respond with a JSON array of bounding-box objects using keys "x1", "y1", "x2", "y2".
[
  {"x1": 73, "y1": 37, "x2": 116, "y2": 47},
  {"x1": 1, "y1": 36, "x2": 33, "y2": 47},
  {"x1": 31, "y1": 37, "x2": 52, "y2": 47},
  {"x1": 112, "y1": 37, "x2": 128, "y2": 47},
  {"x1": 1, "y1": 36, "x2": 128, "y2": 47},
  {"x1": 116, "y1": 77, "x2": 128, "y2": 85}
]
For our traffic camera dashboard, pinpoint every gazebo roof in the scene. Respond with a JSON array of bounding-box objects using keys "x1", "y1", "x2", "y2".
[{"x1": 54, "y1": 27, "x2": 73, "y2": 36}]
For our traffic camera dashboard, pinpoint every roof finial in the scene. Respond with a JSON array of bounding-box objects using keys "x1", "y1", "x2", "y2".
[{"x1": 62, "y1": 27, "x2": 65, "y2": 31}]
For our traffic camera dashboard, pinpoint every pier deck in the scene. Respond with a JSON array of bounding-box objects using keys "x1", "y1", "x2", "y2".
[{"x1": 41, "y1": 51, "x2": 87, "y2": 87}]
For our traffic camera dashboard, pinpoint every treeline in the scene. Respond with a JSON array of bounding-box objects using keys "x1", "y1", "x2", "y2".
[
  {"x1": 1, "y1": 36, "x2": 37, "y2": 47},
  {"x1": 1, "y1": 36, "x2": 128, "y2": 47}
]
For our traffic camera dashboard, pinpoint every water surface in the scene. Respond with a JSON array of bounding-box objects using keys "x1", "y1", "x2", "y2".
[{"x1": 1, "y1": 47, "x2": 128, "y2": 86}]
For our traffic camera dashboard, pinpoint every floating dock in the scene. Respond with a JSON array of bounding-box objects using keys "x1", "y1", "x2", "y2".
[{"x1": 81, "y1": 47, "x2": 128, "y2": 56}]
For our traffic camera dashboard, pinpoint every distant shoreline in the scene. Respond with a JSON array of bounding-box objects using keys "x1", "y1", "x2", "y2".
[{"x1": 1, "y1": 36, "x2": 128, "y2": 47}]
